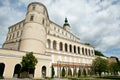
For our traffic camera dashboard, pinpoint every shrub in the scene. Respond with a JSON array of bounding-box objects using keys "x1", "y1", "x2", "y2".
[
  {"x1": 51, "y1": 66, "x2": 55, "y2": 78},
  {"x1": 78, "y1": 69, "x2": 81, "y2": 77},
  {"x1": 68, "y1": 68, "x2": 72, "y2": 76},
  {"x1": 62, "y1": 67, "x2": 66, "y2": 77},
  {"x1": 83, "y1": 69, "x2": 87, "y2": 76}
]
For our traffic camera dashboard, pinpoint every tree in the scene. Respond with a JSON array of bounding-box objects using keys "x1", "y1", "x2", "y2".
[
  {"x1": 83, "y1": 69, "x2": 87, "y2": 76},
  {"x1": 68, "y1": 68, "x2": 72, "y2": 76},
  {"x1": 51, "y1": 66, "x2": 55, "y2": 78},
  {"x1": 21, "y1": 52, "x2": 38, "y2": 76},
  {"x1": 109, "y1": 62, "x2": 120, "y2": 75},
  {"x1": 92, "y1": 57, "x2": 108, "y2": 77},
  {"x1": 62, "y1": 67, "x2": 66, "y2": 77},
  {"x1": 95, "y1": 50, "x2": 104, "y2": 56},
  {"x1": 78, "y1": 68, "x2": 81, "y2": 77},
  {"x1": 84, "y1": 43, "x2": 91, "y2": 45}
]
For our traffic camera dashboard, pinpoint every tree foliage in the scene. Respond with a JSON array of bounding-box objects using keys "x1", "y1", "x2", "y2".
[
  {"x1": 92, "y1": 57, "x2": 108, "y2": 77},
  {"x1": 62, "y1": 67, "x2": 66, "y2": 77},
  {"x1": 68, "y1": 68, "x2": 72, "y2": 76},
  {"x1": 109, "y1": 62, "x2": 120, "y2": 75},
  {"x1": 83, "y1": 69, "x2": 87, "y2": 76},
  {"x1": 21, "y1": 52, "x2": 38, "y2": 72},
  {"x1": 51, "y1": 66, "x2": 55, "y2": 78},
  {"x1": 95, "y1": 50, "x2": 104, "y2": 56},
  {"x1": 84, "y1": 43, "x2": 91, "y2": 46},
  {"x1": 78, "y1": 68, "x2": 81, "y2": 77}
]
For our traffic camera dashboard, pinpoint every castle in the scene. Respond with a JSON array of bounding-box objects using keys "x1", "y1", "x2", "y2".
[{"x1": 0, "y1": 2, "x2": 95, "y2": 78}]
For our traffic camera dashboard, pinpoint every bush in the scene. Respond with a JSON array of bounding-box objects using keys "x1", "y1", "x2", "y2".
[
  {"x1": 68, "y1": 68, "x2": 72, "y2": 76},
  {"x1": 62, "y1": 67, "x2": 66, "y2": 77},
  {"x1": 51, "y1": 66, "x2": 55, "y2": 78},
  {"x1": 83, "y1": 69, "x2": 87, "y2": 76},
  {"x1": 78, "y1": 69, "x2": 81, "y2": 77}
]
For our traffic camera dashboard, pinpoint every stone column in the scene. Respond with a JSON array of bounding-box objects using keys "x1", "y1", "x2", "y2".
[
  {"x1": 63, "y1": 43, "x2": 65, "y2": 52},
  {"x1": 67, "y1": 44, "x2": 69, "y2": 53},
  {"x1": 34, "y1": 64, "x2": 41, "y2": 79},
  {"x1": 51, "y1": 40, "x2": 53, "y2": 50},
  {"x1": 3, "y1": 63, "x2": 15, "y2": 78},
  {"x1": 56, "y1": 42, "x2": 59, "y2": 51}
]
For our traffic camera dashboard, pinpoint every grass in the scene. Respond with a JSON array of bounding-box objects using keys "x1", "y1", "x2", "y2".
[
  {"x1": 28, "y1": 76, "x2": 120, "y2": 80},
  {"x1": 101, "y1": 75, "x2": 120, "y2": 79},
  {"x1": 68, "y1": 77, "x2": 111, "y2": 80}
]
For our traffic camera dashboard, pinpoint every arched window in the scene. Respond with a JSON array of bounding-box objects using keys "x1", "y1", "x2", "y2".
[
  {"x1": 59, "y1": 42, "x2": 63, "y2": 51},
  {"x1": 69, "y1": 45, "x2": 72, "y2": 53},
  {"x1": 82, "y1": 48, "x2": 84, "y2": 55},
  {"x1": 88, "y1": 49, "x2": 90, "y2": 56},
  {"x1": 53, "y1": 40, "x2": 57, "y2": 50},
  {"x1": 85, "y1": 48, "x2": 87, "y2": 55},
  {"x1": 47, "y1": 39, "x2": 51, "y2": 49},
  {"x1": 13, "y1": 64, "x2": 21, "y2": 78},
  {"x1": 78, "y1": 47, "x2": 80, "y2": 54},
  {"x1": 0, "y1": 63, "x2": 5, "y2": 77},
  {"x1": 42, "y1": 66, "x2": 46, "y2": 78},
  {"x1": 65, "y1": 43, "x2": 68, "y2": 52},
  {"x1": 74, "y1": 46, "x2": 76, "y2": 53}
]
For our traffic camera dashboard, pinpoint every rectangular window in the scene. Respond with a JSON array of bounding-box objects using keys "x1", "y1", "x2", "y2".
[
  {"x1": 30, "y1": 15, "x2": 34, "y2": 21},
  {"x1": 32, "y1": 5, "x2": 35, "y2": 10}
]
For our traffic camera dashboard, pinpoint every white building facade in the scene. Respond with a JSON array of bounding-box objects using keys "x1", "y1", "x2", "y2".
[{"x1": 0, "y1": 2, "x2": 95, "y2": 78}]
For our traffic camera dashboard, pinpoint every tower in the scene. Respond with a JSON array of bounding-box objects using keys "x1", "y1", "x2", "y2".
[
  {"x1": 19, "y1": 2, "x2": 48, "y2": 54},
  {"x1": 63, "y1": 18, "x2": 71, "y2": 32}
]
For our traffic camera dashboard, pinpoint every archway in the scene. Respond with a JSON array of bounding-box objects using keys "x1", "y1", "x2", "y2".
[
  {"x1": 65, "y1": 43, "x2": 68, "y2": 52},
  {"x1": 59, "y1": 42, "x2": 63, "y2": 51},
  {"x1": 74, "y1": 46, "x2": 76, "y2": 53},
  {"x1": 0, "y1": 63, "x2": 5, "y2": 77},
  {"x1": 73, "y1": 67, "x2": 77, "y2": 77},
  {"x1": 42, "y1": 66, "x2": 46, "y2": 78},
  {"x1": 13, "y1": 64, "x2": 21, "y2": 78},
  {"x1": 69, "y1": 44, "x2": 72, "y2": 53},
  {"x1": 68, "y1": 68, "x2": 72, "y2": 77},
  {"x1": 47, "y1": 39, "x2": 51, "y2": 49}
]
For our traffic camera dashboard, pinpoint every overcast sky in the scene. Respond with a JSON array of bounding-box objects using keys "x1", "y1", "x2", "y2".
[{"x1": 0, "y1": 0, "x2": 120, "y2": 58}]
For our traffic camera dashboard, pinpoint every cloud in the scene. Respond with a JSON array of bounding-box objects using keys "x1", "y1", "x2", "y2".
[
  {"x1": 0, "y1": 0, "x2": 120, "y2": 58},
  {"x1": 0, "y1": 0, "x2": 26, "y2": 47}
]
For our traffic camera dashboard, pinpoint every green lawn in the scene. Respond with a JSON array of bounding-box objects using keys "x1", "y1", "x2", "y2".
[
  {"x1": 68, "y1": 77, "x2": 110, "y2": 80},
  {"x1": 68, "y1": 76, "x2": 120, "y2": 80},
  {"x1": 33, "y1": 76, "x2": 120, "y2": 80}
]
